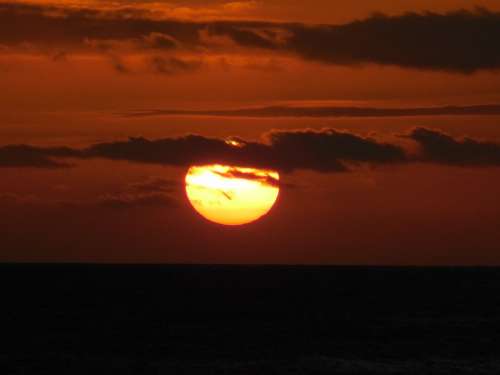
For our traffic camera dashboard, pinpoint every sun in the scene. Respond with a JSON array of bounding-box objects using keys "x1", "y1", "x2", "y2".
[{"x1": 185, "y1": 164, "x2": 280, "y2": 226}]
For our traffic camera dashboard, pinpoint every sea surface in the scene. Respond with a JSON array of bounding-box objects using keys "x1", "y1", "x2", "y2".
[{"x1": 1, "y1": 264, "x2": 500, "y2": 374}]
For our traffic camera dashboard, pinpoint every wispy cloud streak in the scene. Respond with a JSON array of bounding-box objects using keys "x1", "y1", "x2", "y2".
[{"x1": 120, "y1": 104, "x2": 500, "y2": 119}]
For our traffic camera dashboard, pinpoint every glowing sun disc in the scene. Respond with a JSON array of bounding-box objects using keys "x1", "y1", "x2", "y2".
[{"x1": 185, "y1": 164, "x2": 280, "y2": 226}]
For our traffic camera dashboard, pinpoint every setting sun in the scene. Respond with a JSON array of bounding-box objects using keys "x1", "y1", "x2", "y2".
[{"x1": 185, "y1": 165, "x2": 280, "y2": 226}]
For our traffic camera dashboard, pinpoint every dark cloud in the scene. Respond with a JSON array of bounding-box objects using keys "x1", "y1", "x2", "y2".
[
  {"x1": 127, "y1": 177, "x2": 178, "y2": 194},
  {"x1": 206, "y1": 23, "x2": 283, "y2": 49},
  {"x1": 98, "y1": 192, "x2": 177, "y2": 209},
  {"x1": 143, "y1": 32, "x2": 179, "y2": 50},
  {"x1": 110, "y1": 54, "x2": 130, "y2": 73},
  {"x1": 148, "y1": 56, "x2": 202, "y2": 75},
  {"x1": 0, "y1": 144, "x2": 76, "y2": 168},
  {"x1": 84, "y1": 135, "x2": 235, "y2": 166},
  {"x1": 285, "y1": 9, "x2": 500, "y2": 73},
  {"x1": 265, "y1": 129, "x2": 404, "y2": 172},
  {"x1": 82, "y1": 129, "x2": 405, "y2": 172},
  {"x1": 0, "y1": 2, "x2": 201, "y2": 50},
  {"x1": 2, "y1": 3, "x2": 500, "y2": 72},
  {"x1": 406, "y1": 127, "x2": 500, "y2": 166},
  {"x1": 0, "y1": 129, "x2": 405, "y2": 172},
  {"x1": 121, "y1": 104, "x2": 500, "y2": 119},
  {"x1": 0, "y1": 176, "x2": 179, "y2": 208},
  {"x1": 97, "y1": 176, "x2": 179, "y2": 209},
  {"x1": 214, "y1": 168, "x2": 280, "y2": 188},
  {"x1": 3, "y1": 128, "x2": 500, "y2": 171}
]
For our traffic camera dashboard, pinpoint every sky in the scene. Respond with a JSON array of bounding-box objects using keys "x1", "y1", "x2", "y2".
[{"x1": 1, "y1": 0, "x2": 500, "y2": 264}]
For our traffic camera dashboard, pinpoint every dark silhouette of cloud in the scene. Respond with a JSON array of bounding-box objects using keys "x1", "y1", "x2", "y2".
[
  {"x1": 0, "y1": 2, "x2": 201, "y2": 50},
  {"x1": 0, "y1": 129, "x2": 405, "y2": 172},
  {"x1": 213, "y1": 168, "x2": 280, "y2": 188},
  {"x1": 207, "y1": 23, "x2": 283, "y2": 49},
  {"x1": 2, "y1": 3, "x2": 500, "y2": 72},
  {"x1": 110, "y1": 54, "x2": 130, "y2": 73},
  {"x1": 97, "y1": 176, "x2": 179, "y2": 209},
  {"x1": 4, "y1": 128, "x2": 500, "y2": 171},
  {"x1": 0, "y1": 144, "x2": 76, "y2": 168},
  {"x1": 143, "y1": 32, "x2": 179, "y2": 50},
  {"x1": 285, "y1": 9, "x2": 500, "y2": 73},
  {"x1": 98, "y1": 192, "x2": 177, "y2": 209},
  {"x1": 83, "y1": 129, "x2": 405, "y2": 172},
  {"x1": 127, "y1": 177, "x2": 178, "y2": 194},
  {"x1": 264, "y1": 128, "x2": 404, "y2": 171},
  {"x1": 85, "y1": 135, "x2": 237, "y2": 166},
  {"x1": 406, "y1": 127, "x2": 500, "y2": 166},
  {"x1": 120, "y1": 104, "x2": 500, "y2": 119},
  {"x1": 148, "y1": 56, "x2": 202, "y2": 75}
]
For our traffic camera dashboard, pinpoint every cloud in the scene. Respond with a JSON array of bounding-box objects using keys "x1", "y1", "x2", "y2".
[
  {"x1": 285, "y1": 9, "x2": 500, "y2": 73},
  {"x1": 84, "y1": 134, "x2": 234, "y2": 166},
  {"x1": 2, "y1": 3, "x2": 500, "y2": 72},
  {"x1": 0, "y1": 129, "x2": 406, "y2": 172},
  {"x1": 406, "y1": 127, "x2": 500, "y2": 166},
  {"x1": 0, "y1": 2, "x2": 201, "y2": 51},
  {"x1": 142, "y1": 32, "x2": 179, "y2": 49},
  {"x1": 264, "y1": 129, "x2": 405, "y2": 172},
  {"x1": 98, "y1": 192, "x2": 177, "y2": 209},
  {"x1": 206, "y1": 23, "x2": 283, "y2": 49},
  {"x1": 148, "y1": 55, "x2": 202, "y2": 75},
  {"x1": 97, "y1": 176, "x2": 178, "y2": 208},
  {"x1": 0, "y1": 144, "x2": 76, "y2": 168},
  {"x1": 109, "y1": 54, "x2": 130, "y2": 73},
  {"x1": 82, "y1": 129, "x2": 405, "y2": 172},
  {"x1": 214, "y1": 168, "x2": 280, "y2": 187},
  {"x1": 0, "y1": 176, "x2": 179, "y2": 208},
  {"x1": 4, "y1": 128, "x2": 500, "y2": 172},
  {"x1": 127, "y1": 176, "x2": 178, "y2": 193},
  {"x1": 120, "y1": 104, "x2": 500, "y2": 119}
]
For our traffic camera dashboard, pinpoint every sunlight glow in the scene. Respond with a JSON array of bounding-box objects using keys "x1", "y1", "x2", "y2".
[{"x1": 185, "y1": 164, "x2": 279, "y2": 226}]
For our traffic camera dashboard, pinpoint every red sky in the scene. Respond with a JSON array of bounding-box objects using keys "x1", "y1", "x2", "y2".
[{"x1": 1, "y1": 0, "x2": 500, "y2": 264}]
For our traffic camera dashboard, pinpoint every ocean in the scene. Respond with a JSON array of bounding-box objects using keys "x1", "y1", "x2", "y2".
[{"x1": 1, "y1": 264, "x2": 499, "y2": 374}]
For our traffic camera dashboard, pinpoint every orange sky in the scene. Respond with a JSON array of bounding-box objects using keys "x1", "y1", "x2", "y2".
[{"x1": 1, "y1": 1, "x2": 500, "y2": 264}]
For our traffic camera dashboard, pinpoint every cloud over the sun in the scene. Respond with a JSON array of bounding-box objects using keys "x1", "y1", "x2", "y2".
[
  {"x1": 1, "y1": 128, "x2": 401, "y2": 172},
  {"x1": 2, "y1": 128, "x2": 500, "y2": 172},
  {"x1": 82, "y1": 129, "x2": 405, "y2": 172}
]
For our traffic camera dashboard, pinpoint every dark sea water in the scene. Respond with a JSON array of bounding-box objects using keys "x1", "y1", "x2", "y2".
[{"x1": 1, "y1": 264, "x2": 500, "y2": 374}]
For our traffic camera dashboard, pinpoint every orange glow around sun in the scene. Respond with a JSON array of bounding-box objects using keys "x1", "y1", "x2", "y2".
[{"x1": 185, "y1": 164, "x2": 280, "y2": 226}]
